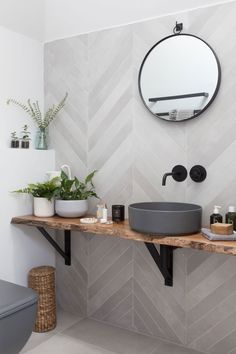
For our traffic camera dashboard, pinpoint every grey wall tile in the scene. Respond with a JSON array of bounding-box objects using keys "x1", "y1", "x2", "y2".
[
  {"x1": 45, "y1": 2, "x2": 236, "y2": 353},
  {"x1": 56, "y1": 231, "x2": 88, "y2": 316}
]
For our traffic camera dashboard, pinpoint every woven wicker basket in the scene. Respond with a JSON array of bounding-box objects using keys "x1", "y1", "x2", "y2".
[{"x1": 28, "y1": 266, "x2": 56, "y2": 332}]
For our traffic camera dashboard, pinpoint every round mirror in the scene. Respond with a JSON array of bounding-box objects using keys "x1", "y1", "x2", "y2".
[{"x1": 138, "y1": 34, "x2": 221, "y2": 122}]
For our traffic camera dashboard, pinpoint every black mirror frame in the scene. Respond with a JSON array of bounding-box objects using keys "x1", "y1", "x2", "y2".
[{"x1": 138, "y1": 33, "x2": 221, "y2": 122}]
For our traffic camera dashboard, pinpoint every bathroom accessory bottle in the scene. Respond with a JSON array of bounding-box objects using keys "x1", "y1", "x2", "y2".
[
  {"x1": 102, "y1": 205, "x2": 108, "y2": 222},
  {"x1": 210, "y1": 206, "x2": 223, "y2": 224},
  {"x1": 225, "y1": 206, "x2": 236, "y2": 230},
  {"x1": 100, "y1": 205, "x2": 108, "y2": 223},
  {"x1": 96, "y1": 203, "x2": 103, "y2": 220}
]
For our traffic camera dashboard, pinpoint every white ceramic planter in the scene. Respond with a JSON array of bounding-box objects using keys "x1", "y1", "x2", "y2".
[
  {"x1": 33, "y1": 197, "x2": 55, "y2": 217},
  {"x1": 55, "y1": 199, "x2": 88, "y2": 218}
]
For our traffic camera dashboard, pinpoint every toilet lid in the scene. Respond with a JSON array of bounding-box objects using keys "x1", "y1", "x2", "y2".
[{"x1": 0, "y1": 279, "x2": 38, "y2": 319}]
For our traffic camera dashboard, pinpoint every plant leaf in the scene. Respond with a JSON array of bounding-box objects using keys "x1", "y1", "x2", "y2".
[{"x1": 85, "y1": 170, "x2": 97, "y2": 187}]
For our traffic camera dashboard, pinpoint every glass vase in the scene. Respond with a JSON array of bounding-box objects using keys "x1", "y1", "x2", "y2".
[{"x1": 35, "y1": 128, "x2": 48, "y2": 150}]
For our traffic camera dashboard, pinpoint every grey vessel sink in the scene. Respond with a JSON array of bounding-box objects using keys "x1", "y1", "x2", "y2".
[{"x1": 128, "y1": 202, "x2": 202, "y2": 235}]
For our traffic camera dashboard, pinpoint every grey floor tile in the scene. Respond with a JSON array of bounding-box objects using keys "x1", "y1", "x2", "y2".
[
  {"x1": 63, "y1": 318, "x2": 158, "y2": 354},
  {"x1": 23, "y1": 333, "x2": 116, "y2": 354},
  {"x1": 23, "y1": 316, "x2": 207, "y2": 354},
  {"x1": 21, "y1": 332, "x2": 54, "y2": 354},
  {"x1": 21, "y1": 310, "x2": 83, "y2": 353},
  {"x1": 150, "y1": 340, "x2": 206, "y2": 354}
]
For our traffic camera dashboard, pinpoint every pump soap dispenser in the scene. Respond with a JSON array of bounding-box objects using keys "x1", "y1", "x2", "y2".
[
  {"x1": 210, "y1": 205, "x2": 223, "y2": 225},
  {"x1": 225, "y1": 206, "x2": 236, "y2": 230}
]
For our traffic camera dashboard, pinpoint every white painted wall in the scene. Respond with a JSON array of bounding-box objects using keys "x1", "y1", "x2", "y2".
[
  {"x1": 0, "y1": 149, "x2": 55, "y2": 286},
  {"x1": 0, "y1": 26, "x2": 44, "y2": 148},
  {"x1": 44, "y1": 0, "x2": 235, "y2": 42},
  {"x1": 0, "y1": 25, "x2": 55, "y2": 286},
  {"x1": 0, "y1": 0, "x2": 44, "y2": 41},
  {"x1": 0, "y1": 0, "x2": 234, "y2": 42}
]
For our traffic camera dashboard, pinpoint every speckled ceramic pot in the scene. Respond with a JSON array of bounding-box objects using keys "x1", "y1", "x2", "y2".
[{"x1": 55, "y1": 199, "x2": 88, "y2": 218}]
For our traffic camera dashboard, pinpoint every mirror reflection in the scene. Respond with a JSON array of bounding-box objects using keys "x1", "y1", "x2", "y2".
[{"x1": 138, "y1": 34, "x2": 221, "y2": 121}]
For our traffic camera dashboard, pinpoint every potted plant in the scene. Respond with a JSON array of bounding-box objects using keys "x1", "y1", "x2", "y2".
[
  {"x1": 20, "y1": 124, "x2": 31, "y2": 149},
  {"x1": 55, "y1": 170, "x2": 98, "y2": 218},
  {"x1": 10, "y1": 131, "x2": 20, "y2": 148},
  {"x1": 14, "y1": 178, "x2": 59, "y2": 217},
  {"x1": 6, "y1": 93, "x2": 68, "y2": 150}
]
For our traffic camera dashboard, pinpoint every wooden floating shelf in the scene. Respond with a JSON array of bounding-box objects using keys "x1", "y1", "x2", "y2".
[
  {"x1": 11, "y1": 215, "x2": 236, "y2": 287},
  {"x1": 11, "y1": 215, "x2": 236, "y2": 256}
]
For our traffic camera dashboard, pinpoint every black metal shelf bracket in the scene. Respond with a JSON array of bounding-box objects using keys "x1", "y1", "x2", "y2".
[
  {"x1": 37, "y1": 227, "x2": 71, "y2": 266},
  {"x1": 145, "y1": 243, "x2": 177, "y2": 286}
]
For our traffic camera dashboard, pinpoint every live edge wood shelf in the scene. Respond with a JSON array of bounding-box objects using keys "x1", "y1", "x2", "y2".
[{"x1": 11, "y1": 215, "x2": 236, "y2": 287}]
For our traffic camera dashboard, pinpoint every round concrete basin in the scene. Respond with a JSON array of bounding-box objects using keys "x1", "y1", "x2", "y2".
[{"x1": 128, "y1": 202, "x2": 202, "y2": 235}]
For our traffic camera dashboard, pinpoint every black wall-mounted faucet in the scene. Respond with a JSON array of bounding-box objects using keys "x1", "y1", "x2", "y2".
[{"x1": 162, "y1": 165, "x2": 188, "y2": 186}]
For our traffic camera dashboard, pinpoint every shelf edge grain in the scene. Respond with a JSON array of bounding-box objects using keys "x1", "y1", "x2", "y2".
[{"x1": 11, "y1": 215, "x2": 236, "y2": 256}]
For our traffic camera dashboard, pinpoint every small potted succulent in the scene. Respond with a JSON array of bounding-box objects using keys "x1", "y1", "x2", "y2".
[
  {"x1": 10, "y1": 131, "x2": 20, "y2": 148},
  {"x1": 14, "y1": 178, "x2": 59, "y2": 217},
  {"x1": 55, "y1": 170, "x2": 98, "y2": 218},
  {"x1": 21, "y1": 125, "x2": 31, "y2": 149}
]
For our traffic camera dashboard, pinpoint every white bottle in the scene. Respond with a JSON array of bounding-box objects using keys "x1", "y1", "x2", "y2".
[
  {"x1": 102, "y1": 206, "x2": 108, "y2": 222},
  {"x1": 96, "y1": 203, "x2": 103, "y2": 220},
  {"x1": 100, "y1": 205, "x2": 108, "y2": 223}
]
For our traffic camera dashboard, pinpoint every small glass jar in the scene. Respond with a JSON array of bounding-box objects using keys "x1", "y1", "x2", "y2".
[{"x1": 35, "y1": 127, "x2": 48, "y2": 150}]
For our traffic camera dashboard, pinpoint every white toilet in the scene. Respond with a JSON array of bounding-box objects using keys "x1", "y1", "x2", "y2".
[{"x1": 0, "y1": 279, "x2": 38, "y2": 354}]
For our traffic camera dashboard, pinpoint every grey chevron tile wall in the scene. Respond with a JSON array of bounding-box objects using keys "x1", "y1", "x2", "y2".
[
  {"x1": 133, "y1": 242, "x2": 186, "y2": 344},
  {"x1": 186, "y1": 250, "x2": 236, "y2": 354},
  {"x1": 87, "y1": 235, "x2": 133, "y2": 329},
  {"x1": 87, "y1": 27, "x2": 133, "y2": 216},
  {"x1": 45, "y1": 34, "x2": 89, "y2": 178},
  {"x1": 132, "y1": 16, "x2": 187, "y2": 204},
  {"x1": 45, "y1": 1, "x2": 236, "y2": 353},
  {"x1": 185, "y1": 2, "x2": 236, "y2": 227},
  {"x1": 55, "y1": 231, "x2": 89, "y2": 316}
]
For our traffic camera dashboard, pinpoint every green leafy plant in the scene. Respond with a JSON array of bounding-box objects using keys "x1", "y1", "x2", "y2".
[
  {"x1": 21, "y1": 124, "x2": 31, "y2": 140},
  {"x1": 7, "y1": 93, "x2": 68, "y2": 129},
  {"x1": 11, "y1": 131, "x2": 18, "y2": 140},
  {"x1": 13, "y1": 178, "x2": 59, "y2": 200},
  {"x1": 56, "y1": 170, "x2": 98, "y2": 200}
]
